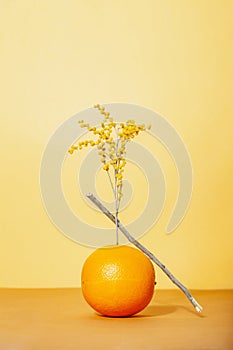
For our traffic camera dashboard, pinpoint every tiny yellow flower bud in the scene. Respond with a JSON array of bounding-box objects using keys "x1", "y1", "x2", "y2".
[{"x1": 103, "y1": 164, "x2": 110, "y2": 171}]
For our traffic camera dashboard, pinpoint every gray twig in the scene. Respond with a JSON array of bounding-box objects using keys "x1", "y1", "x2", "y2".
[{"x1": 86, "y1": 193, "x2": 203, "y2": 313}]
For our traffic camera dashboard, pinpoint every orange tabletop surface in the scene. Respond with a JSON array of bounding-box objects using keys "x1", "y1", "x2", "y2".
[{"x1": 0, "y1": 288, "x2": 232, "y2": 350}]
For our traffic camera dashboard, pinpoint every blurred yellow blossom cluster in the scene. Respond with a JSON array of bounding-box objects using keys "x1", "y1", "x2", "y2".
[{"x1": 68, "y1": 104, "x2": 150, "y2": 243}]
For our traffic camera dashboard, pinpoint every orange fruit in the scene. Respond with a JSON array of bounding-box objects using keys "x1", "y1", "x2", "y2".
[{"x1": 81, "y1": 245, "x2": 155, "y2": 317}]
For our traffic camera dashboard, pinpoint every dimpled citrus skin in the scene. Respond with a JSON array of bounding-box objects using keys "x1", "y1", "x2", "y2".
[{"x1": 81, "y1": 245, "x2": 155, "y2": 317}]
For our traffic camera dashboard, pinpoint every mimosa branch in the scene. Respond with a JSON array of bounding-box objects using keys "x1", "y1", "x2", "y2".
[{"x1": 86, "y1": 193, "x2": 203, "y2": 313}]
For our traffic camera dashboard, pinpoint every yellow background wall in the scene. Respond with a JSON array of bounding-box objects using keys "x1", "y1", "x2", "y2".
[{"x1": 0, "y1": 0, "x2": 232, "y2": 289}]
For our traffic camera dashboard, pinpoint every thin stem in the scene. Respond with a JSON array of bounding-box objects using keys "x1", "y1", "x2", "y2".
[
  {"x1": 106, "y1": 170, "x2": 115, "y2": 195},
  {"x1": 86, "y1": 193, "x2": 203, "y2": 314},
  {"x1": 114, "y1": 129, "x2": 120, "y2": 245},
  {"x1": 104, "y1": 163, "x2": 118, "y2": 244},
  {"x1": 114, "y1": 177, "x2": 119, "y2": 245}
]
